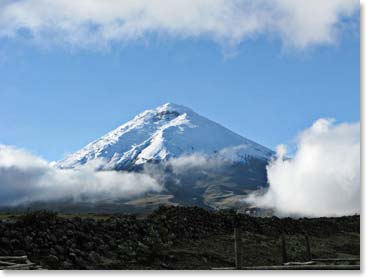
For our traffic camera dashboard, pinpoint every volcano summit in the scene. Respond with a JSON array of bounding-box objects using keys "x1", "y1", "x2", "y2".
[{"x1": 58, "y1": 103, "x2": 273, "y2": 170}]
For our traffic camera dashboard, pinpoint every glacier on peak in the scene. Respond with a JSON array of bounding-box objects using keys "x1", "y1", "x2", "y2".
[{"x1": 57, "y1": 103, "x2": 273, "y2": 170}]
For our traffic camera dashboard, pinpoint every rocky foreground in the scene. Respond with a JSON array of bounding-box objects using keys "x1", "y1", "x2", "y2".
[{"x1": 0, "y1": 206, "x2": 360, "y2": 270}]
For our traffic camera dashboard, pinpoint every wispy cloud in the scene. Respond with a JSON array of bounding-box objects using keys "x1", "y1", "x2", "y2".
[
  {"x1": 0, "y1": 145, "x2": 162, "y2": 205},
  {"x1": 0, "y1": 0, "x2": 359, "y2": 50},
  {"x1": 247, "y1": 119, "x2": 360, "y2": 217}
]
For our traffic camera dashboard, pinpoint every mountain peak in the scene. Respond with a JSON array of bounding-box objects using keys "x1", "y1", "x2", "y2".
[
  {"x1": 156, "y1": 102, "x2": 191, "y2": 113},
  {"x1": 57, "y1": 103, "x2": 273, "y2": 169},
  {"x1": 132, "y1": 102, "x2": 191, "y2": 122}
]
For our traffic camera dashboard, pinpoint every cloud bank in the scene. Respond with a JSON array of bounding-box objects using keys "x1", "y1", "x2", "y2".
[
  {"x1": 0, "y1": 145, "x2": 162, "y2": 206},
  {"x1": 247, "y1": 119, "x2": 360, "y2": 217},
  {"x1": 0, "y1": 0, "x2": 359, "y2": 49},
  {"x1": 0, "y1": 145, "x2": 248, "y2": 207}
]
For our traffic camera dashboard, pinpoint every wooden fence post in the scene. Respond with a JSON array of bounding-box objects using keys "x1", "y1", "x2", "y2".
[
  {"x1": 234, "y1": 227, "x2": 243, "y2": 270},
  {"x1": 280, "y1": 233, "x2": 288, "y2": 265},
  {"x1": 304, "y1": 232, "x2": 312, "y2": 261}
]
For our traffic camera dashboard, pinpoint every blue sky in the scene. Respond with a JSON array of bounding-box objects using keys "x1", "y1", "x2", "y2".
[{"x1": 0, "y1": 1, "x2": 360, "y2": 161}]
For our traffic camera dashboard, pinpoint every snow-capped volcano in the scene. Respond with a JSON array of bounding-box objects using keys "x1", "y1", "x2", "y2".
[{"x1": 58, "y1": 103, "x2": 273, "y2": 170}]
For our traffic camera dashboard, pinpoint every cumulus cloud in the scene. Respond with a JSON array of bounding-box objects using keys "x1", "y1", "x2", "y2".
[
  {"x1": 247, "y1": 119, "x2": 360, "y2": 217},
  {"x1": 0, "y1": 0, "x2": 359, "y2": 50},
  {"x1": 0, "y1": 145, "x2": 162, "y2": 206}
]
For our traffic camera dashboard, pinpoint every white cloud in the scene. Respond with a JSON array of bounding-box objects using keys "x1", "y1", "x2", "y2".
[
  {"x1": 0, "y1": 145, "x2": 162, "y2": 205},
  {"x1": 167, "y1": 153, "x2": 224, "y2": 175},
  {"x1": 0, "y1": 0, "x2": 359, "y2": 50},
  {"x1": 247, "y1": 119, "x2": 360, "y2": 217}
]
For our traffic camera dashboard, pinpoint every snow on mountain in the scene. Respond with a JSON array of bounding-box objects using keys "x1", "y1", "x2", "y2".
[{"x1": 57, "y1": 103, "x2": 273, "y2": 170}]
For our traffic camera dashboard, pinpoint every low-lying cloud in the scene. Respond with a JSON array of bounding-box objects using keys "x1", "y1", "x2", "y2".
[
  {"x1": 0, "y1": 145, "x2": 162, "y2": 206},
  {"x1": 247, "y1": 119, "x2": 360, "y2": 217},
  {"x1": 0, "y1": 143, "x2": 261, "y2": 206},
  {"x1": 0, "y1": 0, "x2": 359, "y2": 50}
]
